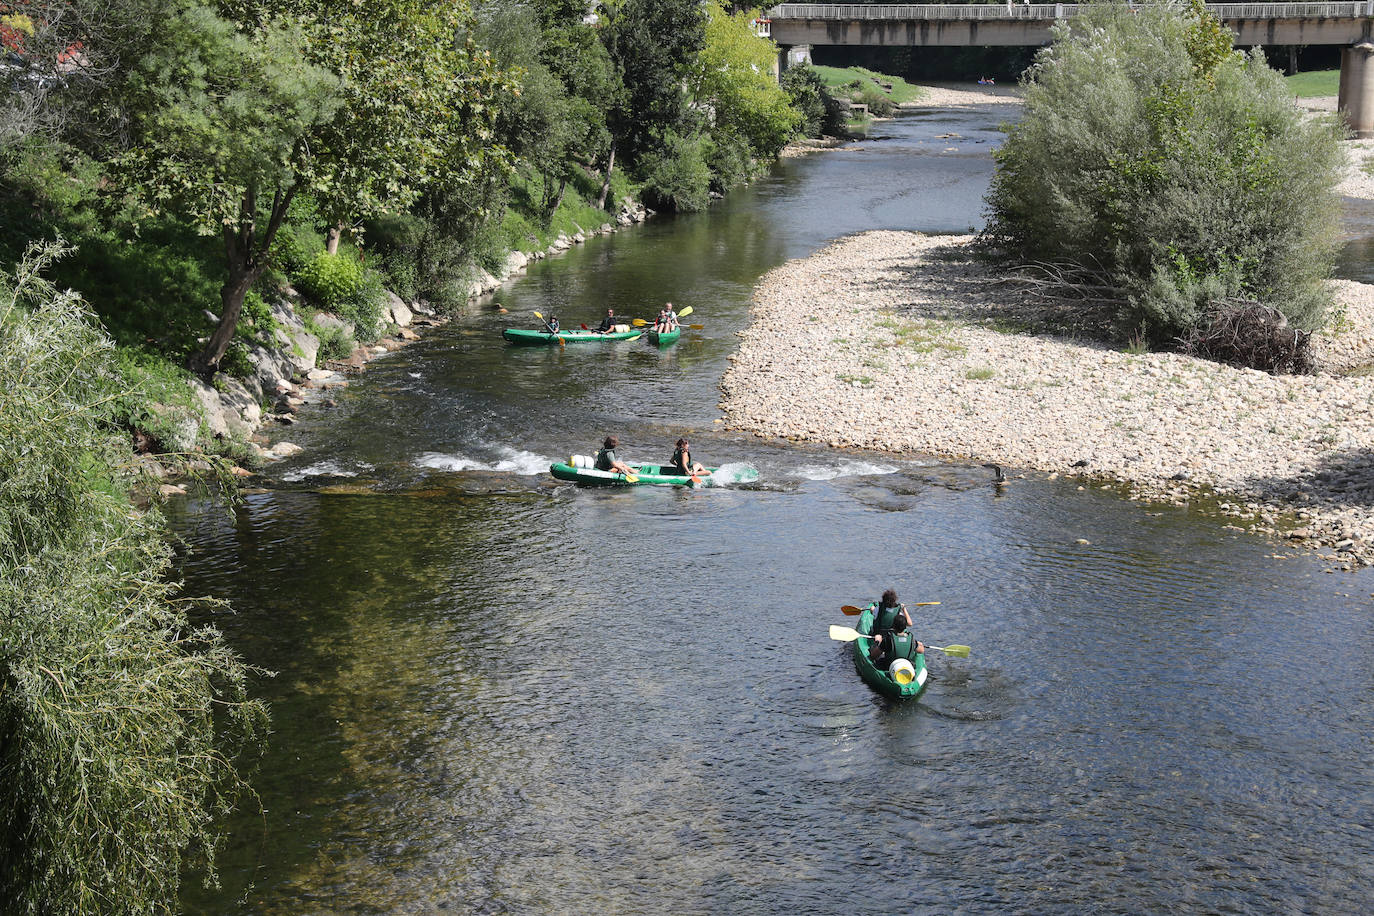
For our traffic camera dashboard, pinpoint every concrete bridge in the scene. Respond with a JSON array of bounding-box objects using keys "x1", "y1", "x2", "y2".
[{"x1": 763, "y1": 3, "x2": 1374, "y2": 134}]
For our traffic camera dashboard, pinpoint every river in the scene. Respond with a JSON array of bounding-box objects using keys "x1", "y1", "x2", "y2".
[{"x1": 175, "y1": 106, "x2": 1374, "y2": 914}]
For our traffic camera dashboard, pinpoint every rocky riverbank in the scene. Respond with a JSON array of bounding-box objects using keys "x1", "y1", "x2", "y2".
[
  {"x1": 152, "y1": 198, "x2": 653, "y2": 491},
  {"x1": 719, "y1": 231, "x2": 1374, "y2": 569}
]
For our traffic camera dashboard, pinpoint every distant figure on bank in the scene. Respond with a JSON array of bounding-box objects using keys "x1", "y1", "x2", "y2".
[
  {"x1": 595, "y1": 435, "x2": 635, "y2": 476},
  {"x1": 597, "y1": 308, "x2": 616, "y2": 333},
  {"x1": 667, "y1": 437, "x2": 706, "y2": 477}
]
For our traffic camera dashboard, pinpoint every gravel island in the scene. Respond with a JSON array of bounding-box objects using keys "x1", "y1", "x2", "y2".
[{"x1": 720, "y1": 230, "x2": 1374, "y2": 569}]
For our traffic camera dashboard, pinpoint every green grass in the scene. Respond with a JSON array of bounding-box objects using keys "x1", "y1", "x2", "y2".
[
  {"x1": 1285, "y1": 69, "x2": 1338, "y2": 98},
  {"x1": 964, "y1": 367, "x2": 996, "y2": 380},
  {"x1": 810, "y1": 65, "x2": 926, "y2": 105},
  {"x1": 500, "y1": 165, "x2": 638, "y2": 255}
]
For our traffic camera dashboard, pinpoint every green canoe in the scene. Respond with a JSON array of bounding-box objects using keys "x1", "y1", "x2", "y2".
[
  {"x1": 851, "y1": 606, "x2": 928, "y2": 700},
  {"x1": 502, "y1": 327, "x2": 641, "y2": 345},
  {"x1": 549, "y1": 460, "x2": 715, "y2": 487},
  {"x1": 646, "y1": 328, "x2": 681, "y2": 347}
]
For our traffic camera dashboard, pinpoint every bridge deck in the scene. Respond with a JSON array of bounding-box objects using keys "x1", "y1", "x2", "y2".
[{"x1": 766, "y1": 3, "x2": 1374, "y2": 46}]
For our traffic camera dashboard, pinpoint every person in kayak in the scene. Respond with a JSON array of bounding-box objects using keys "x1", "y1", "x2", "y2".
[
  {"x1": 595, "y1": 435, "x2": 635, "y2": 476},
  {"x1": 654, "y1": 303, "x2": 679, "y2": 333},
  {"x1": 667, "y1": 437, "x2": 706, "y2": 477},
  {"x1": 596, "y1": 308, "x2": 616, "y2": 333},
  {"x1": 871, "y1": 588, "x2": 913, "y2": 634},
  {"x1": 870, "y1": 616, "x2": 924, "y2": 670},
  {"x1": 546, "y1": 315, "x2": 560, "y2": 333}
]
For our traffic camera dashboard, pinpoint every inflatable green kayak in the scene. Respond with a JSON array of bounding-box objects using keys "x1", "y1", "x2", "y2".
[
  {"x1": 646, "y1": 328, "x2": 681, "y2": 347},
  {"x1": 550, "y1": 458, "x2": 714, "y2": 487},
  {"x1": 502, "y1": 328, "x2": 641, "y2": 345},
  {"x1": 852, "y1": 607, "x2": 928, "y2": 700}
]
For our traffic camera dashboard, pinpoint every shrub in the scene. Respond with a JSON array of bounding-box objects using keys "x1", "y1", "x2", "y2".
[
  {"x1": 781, "y1": 65, "x2": 842, "y2": 138},
  {"x1": 294, "y1": 251, "x2": 383, "y2": 341},
  {"x1": 637, "y1": 129, "x2": 712, "y2": 213},
  {"x1": 0, "y1": 242, "x2": 266, "y2": 913},
  {"x1": 985, "y1": 0, "x2": 1343, "y2": 356},
  {"x1": 705, "y1": 132, "x2": 753, "y2": 193}
]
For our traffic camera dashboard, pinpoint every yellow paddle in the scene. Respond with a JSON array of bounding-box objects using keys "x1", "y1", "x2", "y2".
[
  {"x1": 841, "y1": 602, "x2": 940, "y2": 616},
  {"x1": 827, "y1": 626, "x2": 970, "y2": 658},
  {"x1": 533, "y1": 311, "x2": 564, "y2": 347}
]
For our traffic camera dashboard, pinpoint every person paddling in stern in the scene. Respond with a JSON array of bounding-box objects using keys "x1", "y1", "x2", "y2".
[
  {"x1": 596, "y1": 308, "x2": 616, "y2": 333},
  {"x1": 595, "y1": 435, "x2": 635, "y2": 476},
  {"x1": 870, "y1": 615, "x2": 925, "y2": 671}
]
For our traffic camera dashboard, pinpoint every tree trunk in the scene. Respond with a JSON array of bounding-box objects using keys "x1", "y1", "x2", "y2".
[
  {"x1": 192, "y1": 185, "x2": 295, "y2": 375},
  {"x1": 194, "y1": 262, "x2": 259, "y2": 375},
  {"x1": 596, "y1": 141, "x2": 617, "y2": 211},
  {"x1": 1287, "y1": 46, "x2": 1298, "y2": 76},
  {"x1": 326, "y1": 224, "x2": 342, "y2": 255},
  {"x1": 547, "y1": 177, "x2": 568, "y2": 216}
]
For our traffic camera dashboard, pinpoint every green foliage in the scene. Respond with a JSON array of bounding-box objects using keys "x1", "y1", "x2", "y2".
[
  {"x1": 780, "y1": 65, "x2": 844, "y2": 138},
  {"x1": 295, "y1": 250, "x2": 363, "y2": 309},
  {"x1": 293, "y1": 251, "x2": 383, "y2": 340},
  {"x1": 637, "y1": 129, "x2": 712, "y2": 213},
  {"x1": 986, "y1": 1, "x2": 1343, "y2": 348},
  {"x1": 304, "y1": 315, "x2": 355, "y2": 361},
  {"x1": 692, "y1": 1, "x2": 800, "y2": 159},
  {"x1": 603, "y1": 0, "x2": 706, "y2": 165},
  {"x1": 0, "y1": 242, "x2": 266, "y2": 913}
]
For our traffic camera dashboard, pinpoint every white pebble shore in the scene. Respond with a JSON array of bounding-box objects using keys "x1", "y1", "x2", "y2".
[{"x1": 720, "y1": 229, "x2": 1374, "y2": 569}]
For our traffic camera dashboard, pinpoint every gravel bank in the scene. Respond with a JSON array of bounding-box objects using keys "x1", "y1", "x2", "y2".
[{"x1": 720, "y1": 231, "x2": 1374, "y2": 569}]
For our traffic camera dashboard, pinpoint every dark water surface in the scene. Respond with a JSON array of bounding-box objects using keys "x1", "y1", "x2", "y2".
[{"x1": 177, "y1": 110, "x2": 1374, "y2": 914}]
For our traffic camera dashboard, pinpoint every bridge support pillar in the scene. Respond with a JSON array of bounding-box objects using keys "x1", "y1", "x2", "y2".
[{"x1": 1339, "y1": 41, "x2": 1374, "y2": 137}]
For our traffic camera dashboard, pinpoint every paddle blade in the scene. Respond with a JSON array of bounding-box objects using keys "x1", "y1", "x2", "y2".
[
  {"x1": 912, "y1": 601, "x2": 941, "y2": 607},
  {"x1": 840, "y1": 605, "x2": 866, "y2": 616},
  {"x1": 622, "y1": 473, "x2": 639, "y2": 483},
  {"x1": 677, "y1": 305, "x2": 693, "y2": 318},
  {"x1": 687, "y1": 324, "x2": 705, "y2": 330},
  {"x1": 632, "y1": 318, "x2": 649, "y2": 327},
  {"x1": 931, "y1": 644, "x2": 971, "y2": 658},
  {"x1": 829, "y1": 625, "x2": 862, "y2": 643},
  {"x1": 534, "y1": 311, "x2": 544, "y2": 319}
]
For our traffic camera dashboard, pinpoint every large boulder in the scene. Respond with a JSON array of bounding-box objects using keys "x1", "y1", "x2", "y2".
[
  {"x1": 383, "y1": 290, "x2": 413, "y2": 327},
  {"x1": 189, "y1": 379, "x2": 231, "y2": 440},
  {"x1": 212, "y1": 374, "x2": 262, "y2": 438},
  {"x1": 285, "y1": 324, "x2": 320, "y2": 372},
  {"x1": 502, "y1": 250, "x2": 529, "y2": 278},
  {"x1": 247, "y1": 343, "x2": 295, "y2": 397}
]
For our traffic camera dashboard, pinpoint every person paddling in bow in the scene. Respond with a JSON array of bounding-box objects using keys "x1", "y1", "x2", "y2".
[
  {"x1": 870, "y1": 616, "x2": 925, "y2": 670},
  {"x1": 871, "y1": 588, "x2": 913, "y2": 634},
  {"x1": 596, "y1": 308, "x2": 616, "y2": 333},
  {"x1": 667, "y1": 437, "x2": 706, "y2": 477}
]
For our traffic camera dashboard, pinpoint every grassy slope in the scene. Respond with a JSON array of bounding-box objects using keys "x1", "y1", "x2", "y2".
[
  {"x1": 1286, "y1": 69, "x2": 1338, "y2": 98},
  {"x1": 811, "y1": 65, "x2": 925, "y2": 105}
]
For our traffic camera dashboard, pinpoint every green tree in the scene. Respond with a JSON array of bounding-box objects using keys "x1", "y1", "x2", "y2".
[
  {"x1": 0, "y1": 241, "x2": 267, "y2": 913},
  {"x1": 692, "y1": 1, "x2": 799, "y2": 160},
  {"x1": 602, "y1": 0, "x2": 706, "y2": 173},
  {"x1": 985, "y1": 1, "x2": 1343, "y2": 344},
  {"x1": 114, "y1": 0, "x2": 512, "y2": 374}
]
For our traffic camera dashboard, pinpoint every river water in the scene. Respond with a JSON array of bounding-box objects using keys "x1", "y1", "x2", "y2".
[{"x1": 176, "y1": 107, "x2": 1374, "y2": 914}]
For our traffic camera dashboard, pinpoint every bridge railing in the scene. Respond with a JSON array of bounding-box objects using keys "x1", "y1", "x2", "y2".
[{"x1": 766, "y1": 3, "x2": 1374, "y2": 20}]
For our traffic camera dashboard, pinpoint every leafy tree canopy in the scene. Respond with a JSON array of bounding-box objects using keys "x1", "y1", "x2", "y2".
[
  {"x1": 986, "y1": 0, "x2": 1343, "y2": 342},
  {"x1": 692, "y1": 1, "x2": 800, "y2": 159}
]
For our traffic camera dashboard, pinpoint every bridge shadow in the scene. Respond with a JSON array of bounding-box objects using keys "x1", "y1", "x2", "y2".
[
  {"x1": 866, "y1": 238, "x2": 1125, "y2": 345},
  {"x1": 1244, "y1": 446, "x2": 1374, "y2": 511}
]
